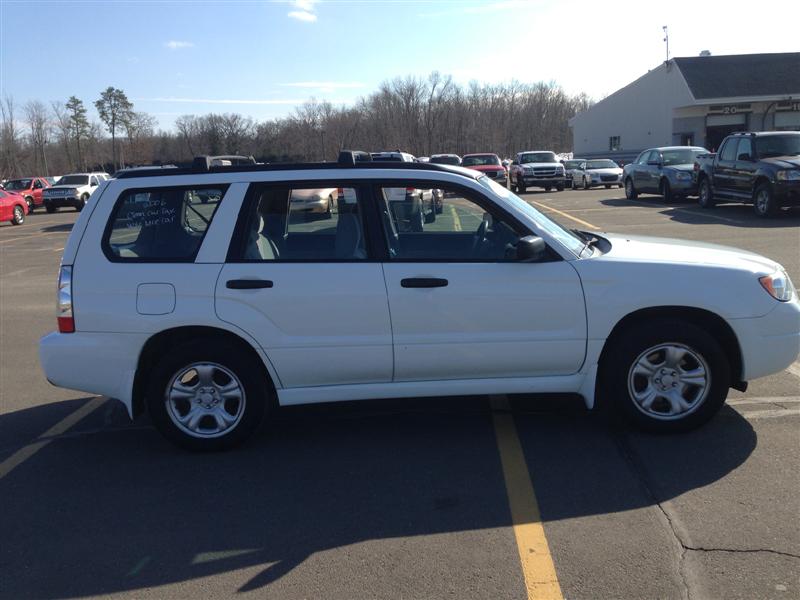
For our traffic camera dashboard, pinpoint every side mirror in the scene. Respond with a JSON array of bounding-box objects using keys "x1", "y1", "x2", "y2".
[
  {"x1": 515, "y1": 235, "x2": 546, "y2": 262},
  {"x1": 737, "y1": 153, "x2": 752, "y2": 161},
  {"x1": 91, "y1": 181, "x2": 98, "y2": 187}
]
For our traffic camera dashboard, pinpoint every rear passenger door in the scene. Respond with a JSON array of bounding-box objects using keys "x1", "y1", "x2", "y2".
[
  {"x1": 215, "y1": 182, "x2": 393, "y2": 389},
  {"x1": 714, "y1": 138, "x2": 738, "y2": 196}
]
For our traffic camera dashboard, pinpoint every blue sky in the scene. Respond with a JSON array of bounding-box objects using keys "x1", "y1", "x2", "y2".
[{"x1": 2, "y1": 0, "x2": 798, "y2": 129}]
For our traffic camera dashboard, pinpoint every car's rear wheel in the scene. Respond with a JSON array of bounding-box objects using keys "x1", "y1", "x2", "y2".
[
  {"x1": 624, "y1": 177, "x2": 638, "y2": 199},
  {"x1": 147, "y1": 338, "x2": 270, "y2": 451},
  {"x1": 24, "y1": 196, "x2": 34, "y2": 212},
  {"x1": 11, "y1": 205, "x2": 24, "y2": 225},
  {"x1": 325, "y1": 194, "x2": 334, "y2": 219},
  {"x1": 517, "y1": 176, "x2": 526, "y2": 194},
  {"x1": 599, "y1": 319, "x2": 730, "y2": 432},
  {"x1": 753, "y1": 183, "x2": 778, "y2": 218},
  {"x1": 584, "y1": 176, "x2": 590, "y2": 190}
]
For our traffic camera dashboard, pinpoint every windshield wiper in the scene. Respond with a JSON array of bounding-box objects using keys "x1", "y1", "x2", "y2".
[{"x1": 572, "y1": 229, "x2": 599, "y2": 256}]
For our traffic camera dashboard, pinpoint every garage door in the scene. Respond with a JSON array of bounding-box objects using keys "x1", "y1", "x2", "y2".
[
  {"x1": 707, "y1": 114, "x2": 747, "y2": 127},
  {"x1": 775, "y1": 111, "x2": 800, "y2": 129}
]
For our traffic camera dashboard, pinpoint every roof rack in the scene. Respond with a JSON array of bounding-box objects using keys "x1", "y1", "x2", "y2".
[
  {"x1": 192, "y1": 155, "x2": 258, "y2": 171},
  {"x1": 338, "y1": 150, "x2": 372, "y2": 166}
]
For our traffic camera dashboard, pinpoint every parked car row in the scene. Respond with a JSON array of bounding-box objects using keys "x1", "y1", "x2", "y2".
[{"x1": 0, "y1": 172, "x2": 110, "y2": 225}]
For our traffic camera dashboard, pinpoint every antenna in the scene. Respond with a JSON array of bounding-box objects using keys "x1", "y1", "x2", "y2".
[{"x1": 662, "y1": 26, "x2": 670, "y2": 61}]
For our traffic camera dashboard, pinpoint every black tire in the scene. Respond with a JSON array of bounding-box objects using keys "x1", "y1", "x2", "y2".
[
  {"x1": 660, "y1": 179, "x2": 673, "y2": 202},
  {"x1": 584, "y1": 176, "x2": 590, "y2": 190},
  {"x1": 76, "y1": 194, "x2": 88, "y2": 212},
  {"x1": 604, "y1": 184, "x2": 611, "y2": 189},
  {"x1": 11, "y1": 205, "x2": 24, "y2": 225},
  {"x1": 25, "y1": 196, "x2": 34, "y2": 213},
  {"x1": 147, "y1": 338, "x2": 270, "y2": 451},
  {"x1": 325, "y1": 195, "x2": 333, "y2": 219},
  {"x1": 618, "y1": 183, "x2": 624, "y2": 189},
  {"x1": 556, "y1": 184, "x2": 564, "y2": 192},
  {"x1": 517, "y1": 178, "x2": 526, "y2": 194},
  {"x1": 624, "y1": 177, "x2": 638, "y2": 199},
  {"x1": 753, "y1": 182, "x2": 778, "y2": 218},
  {"x1": 698, "y1": 178, "x2": 715, "y2": 209},
  {"x1": 544, "y1": 186, "x2": 551, "y2": 192},
  {"x1": 45, "y1": 204, "x2": 56, "y2": 214},
  {"x1": 599, "y1": 319, "x2": 730, "y2": 432},
  {"x1": 571, "y1": 179, "x2": 577, "y2": 190}
]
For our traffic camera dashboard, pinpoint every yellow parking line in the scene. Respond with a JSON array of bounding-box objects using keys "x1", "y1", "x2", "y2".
[
  {"x1": 491, "y1": 395, "x2": 563, "y2": 599},
  {"x1": 448, "y1": 204, "x2": 462, "y2": 231},
  {"x1": 530, "y1": 200, "x2": 599, "y2": 230},
  {"x1": 0, "y1": 397, "x2": 106, "y2": 481}
]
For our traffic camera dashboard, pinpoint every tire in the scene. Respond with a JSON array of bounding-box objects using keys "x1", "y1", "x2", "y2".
[
  {"x1": 146, "y1": 338, "x2": 270, "y2": 451},
  {"x1": 698, "y1": 178, "x2": 715, "y2": 209},
  {"x1": 517, "y1": 177, "x2": 526, "y2": 194},
  {"x1": 660, "y1": 179, "x2": 673, "y2": 202},
  {"x1": 753, "y1": 182, "x2": 778, "y2": 218},
  {"x1": 618, "y1": 183, "x2": 624, "y2": 189},
  {"x1": 76, "y1": 194, "x2": 88, "y2": 212},
  {"x1": 556, "y1": 184, "x2": 564, "y2": 192},
  {"x1": 11, "y1": 205, "x2": 24, "y2": 225},
  {"x1": 544, "y1": 186, "x2": 551, "y2": 192},
  {"x1": 583, "y1": 176, "x2": 590, "y2": 190},
  {"x1": 599, "y1": 319, "x2": 730, "y2": 432},
  {"x1": 45, "y1": 203, "x2": 56, "y2": 214},
  {"x1": 571, "y1": 179, "x2": 577, "y2": 190},
  {"x1": 604, "y1": 184, "x2": 611, "y2": 189},
  {"x1": 25, "y1": 196, "x2": 34, "y2": 213},
  {"x1": 325, "y1": 195, "x2": 333, "y2": 219},
  {"x1": 624, "y1": 177, "x2": 638, "y2": 200}
]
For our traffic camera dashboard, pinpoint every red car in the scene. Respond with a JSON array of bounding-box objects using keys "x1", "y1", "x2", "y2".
[
  {"x1": 461, "y1": 153, "x2": 507, "y2": 184},
  {"x1": 2, "y1": 177, "x2": 50, "y2": 212},
  {"x1": 0, "y1": 189, "x2": 28, "y2": 225}
]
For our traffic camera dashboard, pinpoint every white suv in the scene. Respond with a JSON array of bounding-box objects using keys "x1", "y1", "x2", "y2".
[
  {"x1": 40, "y1": 152, "x2": 800, "y2": 450},
  {"x1": 42, "y1": 172, "x2": 110, "y2": 212}
]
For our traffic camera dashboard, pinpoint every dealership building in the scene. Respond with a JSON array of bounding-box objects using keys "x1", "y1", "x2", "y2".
[{"x1": 569, "y1": 52, "x2": 800, "y2": 162}]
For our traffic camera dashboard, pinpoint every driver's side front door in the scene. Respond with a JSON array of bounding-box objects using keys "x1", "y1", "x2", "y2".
[{"x1": 375, "y1": 182, "x2": 587, "y2": 382}]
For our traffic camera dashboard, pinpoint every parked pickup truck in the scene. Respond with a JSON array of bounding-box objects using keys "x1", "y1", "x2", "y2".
[
  {"x1": 695, "y1": 131, "x2": 800, "y2": 217},
  {"x1": 509, "y1": 150, "x2": 567, "y2": 193}
]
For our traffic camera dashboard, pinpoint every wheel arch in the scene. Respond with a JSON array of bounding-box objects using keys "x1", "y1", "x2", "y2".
[
  {"x1": 752, "y1": 174, "x2": 772, "y2": 196},
  {"x1": 596, "y1": 306, "x2": 744, "y2": 393},
  {"x1": 131, "y1": 325, "x2": 278, "y2": 417}
]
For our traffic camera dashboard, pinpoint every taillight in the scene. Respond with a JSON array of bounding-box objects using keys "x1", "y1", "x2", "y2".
[
  {"x1": 405, "y1": 187, "x2": 415, "y2": 192},
  {"x1": 57, "y1": 265, "x2": 75, "y2": 333}
]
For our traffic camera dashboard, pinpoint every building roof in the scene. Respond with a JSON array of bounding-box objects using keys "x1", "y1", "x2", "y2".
[{"x1": 674, "y1": 52, "x2": 800, "y2": 100}]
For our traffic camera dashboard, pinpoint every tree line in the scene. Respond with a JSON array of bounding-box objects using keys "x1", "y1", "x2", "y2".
[{"x1": 0, "y1": 73, "x2": 591, "y2": 178}]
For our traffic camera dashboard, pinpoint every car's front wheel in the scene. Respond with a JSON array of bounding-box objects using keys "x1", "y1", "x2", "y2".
[
  {"x1": 599, "y1": 319, "x2": 730, "y2": 432},
  {"x1": 147, "y1": 338, "x2": 270, "y2": 450},
  {"x1": 660, "y1": 179, "x2": 673, "y2": 202},
  {"x1": 753, "y1": 183, "x2": 778, "y2": 218},
  {"x1": 25, "y1": 196, "x2": 34, "y2": 212},
  {"x1": 45, "y1": 203, "x2": 56, "y2": 213},
  {"x1": 624, "y1": 177, "x2": 638, "y2": 199},
  {"x1": 698, "y1": 178, "x2": 715, "y2": 209},
  {"x1": 11, "y1": 205, "x2": 25, "y2": 225},
  {"x1": 76, "y1": 193, "x2": 89, "y2": 212}
]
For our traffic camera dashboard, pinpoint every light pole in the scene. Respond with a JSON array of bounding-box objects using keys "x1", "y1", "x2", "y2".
[
  {"x1": 42, "y1": 140, "x2": 49, "y2": 176},
  {"x1": 320, "y1": 128, "x2": 326, "y2": 161},
  {"x1": 663, "y1": 26, "x2": 670, "y2": 62}
]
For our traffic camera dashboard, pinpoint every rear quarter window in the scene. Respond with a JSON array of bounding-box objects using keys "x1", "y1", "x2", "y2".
[{"x1": 103, "y1": 185, "x2": 228, "y2": 261}]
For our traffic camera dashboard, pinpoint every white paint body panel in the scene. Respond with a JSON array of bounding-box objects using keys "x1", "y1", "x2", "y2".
[{"x1": 40, "y1": 165, "x2": 800, "y2": 418}]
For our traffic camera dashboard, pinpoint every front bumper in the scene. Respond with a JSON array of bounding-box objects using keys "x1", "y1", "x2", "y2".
[
  {"x1": 39, "y1": 331, "x2": 149, "y2": 416},
  {"x1": 775, "y1": 180, "x2": 800, "y2": 206},
  {"x1": 728, "y1": 298, "x2": 800, "y2": 381},
  {"x1": 521, "y1": 176, "x2": 567, "y2": 187},
  {"x1": 588, "y1": 176, "x2": 623, "y2": 187},
  {"x1": 668, "y1": 176, "x2": 698, "y2": 195},
  {"x1": 44, "y1": 195, "x2": 80, "y2": 208}
]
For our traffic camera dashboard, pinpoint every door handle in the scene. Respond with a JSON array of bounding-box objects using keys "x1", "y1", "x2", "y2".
[
  {"x1": 401, "y1": 277, "x2": 448, "y2": 288},
  {"x1": 226, "y1": 279, "x2": 274, "y2": 289}
]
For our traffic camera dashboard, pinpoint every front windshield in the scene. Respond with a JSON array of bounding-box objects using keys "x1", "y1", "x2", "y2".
[
  {"x1": 519, "y1": 152, "x2": 557, "y2": 164},
  {"x1": 755, "y1": 135, "x2": 800, "y2": 158},
  {"x1": 478, "y1": 176, "x2": 586, "y2": 257},
  {"x1": 430, "y1": 155, "x2": 461, "y2": 165},
  {"x1": 661, "y1": 149, "x2": 705, "y2": 166},
  {"x1": 5, "y1": 179, "x2": 32, "y2": 190},
  {"x1": 58, "y1": 175, "x2": 89, "y2": 185},
  {"x1": 586, "y1": 159, "x2": 618, "y2": 170},
  {"x1": 462, "y1": 154, "x2": 501, "y2": 167},
  {"x1": 564, "y1": 160, "x2": 584, "y2": 170}
]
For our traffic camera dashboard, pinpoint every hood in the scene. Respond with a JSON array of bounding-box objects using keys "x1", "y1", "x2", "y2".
[
  {"x1": 598, "y1": 232, "x2": 780, "y2": 274},
  {"x1": 762, "y1": 155, "x2": 800, "y2": 169},
  {"x1": 520, "y1": 162, "x2": 561, "y2": 168},
  {"x1": 588, "y1": 168, "x2": 622, "y2": 175},
  {"x1": 47, "y1": 184, "x2": 82, "y2": 191},
  {"x1": 467, "y1": 164, "x2": 504, "y2": 172}
]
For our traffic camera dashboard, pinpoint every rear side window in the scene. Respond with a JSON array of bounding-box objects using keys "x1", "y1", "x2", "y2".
[
  {"x1": 104, "y1": 185, "x2": 228, "y2": 261},
  {"x1": 719, "y1": 139, "x2": 738, "y2": 162}
]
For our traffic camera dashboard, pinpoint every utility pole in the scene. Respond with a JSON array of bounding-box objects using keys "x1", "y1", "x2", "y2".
[{"x1": 663, "y1": 26, "x2": 670, "y2": 62}]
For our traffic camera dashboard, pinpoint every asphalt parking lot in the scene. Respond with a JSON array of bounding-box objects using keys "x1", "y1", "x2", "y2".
[{"x1": 1, "y1": 190, "x2": 798, "y2": 599}]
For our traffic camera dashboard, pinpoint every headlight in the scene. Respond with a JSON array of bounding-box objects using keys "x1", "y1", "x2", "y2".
[
  {"x1": 776, "y1": 170, "x2": 800, "y2": 181},
  {"x1": 675, "y1": 172, "x2": 692, "y2": 181},
  {"x1": 759, "y1": 269, "x2": 795, "y2": 302}
]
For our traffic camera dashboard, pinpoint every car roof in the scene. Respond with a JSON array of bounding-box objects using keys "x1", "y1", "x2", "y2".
[{"x1": 462, "y1": 152, "x2": 499, "y2": 157}]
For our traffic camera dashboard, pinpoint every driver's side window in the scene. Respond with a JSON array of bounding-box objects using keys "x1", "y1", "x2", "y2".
[{"x1": 377, "y1": 184, "x2": 523, "y2": 261}]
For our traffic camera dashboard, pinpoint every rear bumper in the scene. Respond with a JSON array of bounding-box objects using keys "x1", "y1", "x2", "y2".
[
  {"x1": 39, "y1": 331, "x2": 148, "y2": 416},
  {"x1": 728, "y1": 299, "x2": 800, "y2": 381}
]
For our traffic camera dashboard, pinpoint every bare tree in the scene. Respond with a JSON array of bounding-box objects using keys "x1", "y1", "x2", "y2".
[
  {"x1": 0, "y1": 96, "x2": 21, "y2": 178},
  {"x1": 24, "y1": 100, "x2": 51, "y2": 175}
]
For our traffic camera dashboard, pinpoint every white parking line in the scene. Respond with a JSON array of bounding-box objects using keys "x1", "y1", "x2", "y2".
[
  {"x1": 787, "y1": 363, "x2": 800, "y2": 379},
  {"x1": 742, "y1": 409, "x2": 800, "y2": 420},
  {"x1": 727, "y1": 396, "x2": 800, "y2": 406}
]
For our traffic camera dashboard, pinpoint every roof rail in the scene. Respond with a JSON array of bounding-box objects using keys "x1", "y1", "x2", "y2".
[
  {"x1": 337, "y1": 150, "x2": 372, "y2": 166},
  {"x1": 192, "y1": 155, "x2": 257, "y2": 171}
]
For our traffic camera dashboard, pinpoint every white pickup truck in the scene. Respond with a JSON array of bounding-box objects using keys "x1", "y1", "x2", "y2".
[
  {"x1": 509, "y1": 150, "x2": 567, "y2": 193},
  {"x1": 42, "y1": 172, "x2": 110, "y2": 212}
]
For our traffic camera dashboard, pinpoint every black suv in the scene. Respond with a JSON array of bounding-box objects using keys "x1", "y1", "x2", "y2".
[{"x1": 695, "y1": 131, "x2": 800, "y2": 217}]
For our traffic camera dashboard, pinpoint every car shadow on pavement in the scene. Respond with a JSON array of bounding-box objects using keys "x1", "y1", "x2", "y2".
[
  {"x1": 40, "y1": 223, "x2": 74, "y2": 233},
  {"x1": 601, "y1": 197, "x2": 800, "y2": 228},
  {"x1": 0, "y1": 394, "x2": 756, "y2": 597}
]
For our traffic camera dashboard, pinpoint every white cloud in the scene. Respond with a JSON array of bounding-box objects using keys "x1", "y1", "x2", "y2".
[
  {"x1": 288, "y1": 0, "x2": 318, "y2": 22},
  {"x1": 164, "y1": 40, "x2": 194, "y2": 50},
  {"x1": 288, "y1": 10, "x2": 317, "y2": 22},
  {"x1": 144, "y1": 97, "x2": 306, "y2": 105}
]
